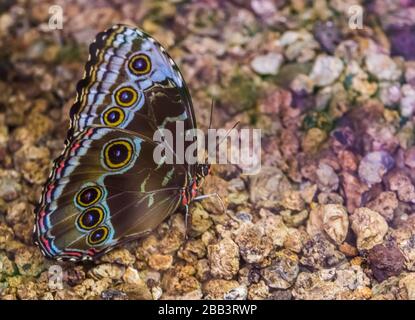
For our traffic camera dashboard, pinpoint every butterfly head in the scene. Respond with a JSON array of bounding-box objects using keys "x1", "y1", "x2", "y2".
[{"x1": 196, "y1": 163, "x2": 210, "y2": 180}]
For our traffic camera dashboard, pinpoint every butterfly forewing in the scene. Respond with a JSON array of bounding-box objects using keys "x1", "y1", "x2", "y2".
[{"x1": 68, "y1": 25, "x2": 196, "y2": 142}]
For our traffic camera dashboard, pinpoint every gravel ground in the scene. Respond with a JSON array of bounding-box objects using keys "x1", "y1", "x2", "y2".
[{"x1": 1, "y1": 0, "x2": 415, "y2": 300}]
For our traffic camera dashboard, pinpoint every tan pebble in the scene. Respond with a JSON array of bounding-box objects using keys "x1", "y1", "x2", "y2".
[
  {"x1": 261, "y1": 250, "x2": 299, "y2": 289},
  {"x1": 158, "y1": 214, "x2": 186, "y2": 254},
  {"x1": 162, "y1": 267, "x2": 201, "y2": 296},
  {"x1": 354, "y1": 286, "x2": 373, "y2": 300},
  {"x1": 200, "y1": 175, "x2": 229, "y2": 214},
  {"x1": 283, "y1": 228, "x2": 306, "y2": 253},
  {"x1": 16, "y1": 281, "x2": 38, "y2": 300},
  {"x1": 248, "y1": 280, "x2": 270, "y2": 300},
  {"x1": 259, "y1": 209, "x2": 289, "y2": 247},
  {"x1": 399, "y1": 273, "x2": 415, "y2": 300},
  {"x1": 116, "y1": 282, "x2": 152, "y2": 300},
  {"x1": 302, "y1": 128, "x2": 327, "y2": 154},
  {"x1": 195, "y1": 259, "x2": 210, "y2": 282},
  {"x1": 135, "y1": 235, "x2": 159, "y2": 260},
  {"x1": 14, "y1": 247, "x2": 44, "y2": 277},
  {"x1": 122, "y1": 267, "x2": 145, "y2": 286},
  {"x1": 280, "y1": 190, "x2": 305, "y2": 211},
  {"x1": 0, "y1": 222, "x2": 14, "y2": 250},
  {"x1": 351, "y1": 207, "x2": 388, "y2": 251},
  {"x1": 322, "y1": 204, "x2": 349, "y2": 245},
  {"x1": 148, "y1": 254, "x2": 173, "y2": 271},
  {"x1": 190, "y1": 203, "x2": 213, "y2": 235},
  {"x1": 88, "y1": 263, "x2": 125, "y2": 280},
  {"x1": 177, "y1": 239, "x2": 206, "y2": 263},
  {"x1": 208, "y1": 237, "x2": 239, "y2": 280},
  {"x1": 300, "y1": 183, "x2": 318, "y2": 204},
  {"x1": 248, "y1": 166, "x2": 292, "y2": 209},
  {"x1": 366, "y1": 191, "x2": 398, "y2": 221},
  {"x1": 203, "y1": 279, "x2": 240, "y2": 300},
  {"x1": 280, "y1": 209, "x2": 309, "y2": 228},
  {"x1": 306, "y1": 204, "x2": 325, "y2": 237},
  {"x1": 350, "y1": 256, "x2": 364, "y2": 266},
  {"x1": 235, "y1": 223, "x2": 273, "y2": 264},
  {"x1": 339, "y1": 243, "x2": 359, "y2": 257},
  {"x1": 100, "y1": 248, "x2": 136, "y2": 266}
]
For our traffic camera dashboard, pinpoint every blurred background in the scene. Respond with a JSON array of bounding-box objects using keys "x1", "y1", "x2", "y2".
[{"x1": 1, "y1": 0, "x2": 415, "y2": 300}]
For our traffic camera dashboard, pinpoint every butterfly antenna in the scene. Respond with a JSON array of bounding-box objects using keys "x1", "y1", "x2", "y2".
[
  {"x1": 184, "y1": 204, "x2": 189, "y2": 241},
  {"x1": 207, "y1": 121, "x2": 240, "y2": 161},
  {"x1": 218, "y1": 121, "x2": 240, "y2": 146},
  {"x1": 208, "y1": 98, "x2": 215, "y2": 130}
]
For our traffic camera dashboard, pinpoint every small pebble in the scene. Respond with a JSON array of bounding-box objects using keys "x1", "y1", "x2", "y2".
[
  {"x1": 235, "y1": 223, "x2": 273, "y2": 264},
  {"x1": 386, "y1": 170, "x2": 415, "y2": 203},
  {"x1": 250, "y1": 52, "x2": 283, "y2": 76},
  {"x1": 316, "y1": 162, "x2": 339, "y2": 192},
  {"x1": 358, "y1": 151, "x2": 395, "y2": 186},
  {"x1": 351, "y1": 207, "x2": 388, "y2": 251},
  {"x1": 261, "y1": 250, "x2": 299, "y2": 289},
  {"x1": 208, "y1": 238, "x2": 239, "y2": 280},
  {"x1": 368, "y1": 244, "x2": 405, "y2": 282},
  {"x1": 309, "y1": 55, "x2": 344, "y2": 87},
  {"x1": 365, "y1": 53, "x2": 402, "y2": 81}
]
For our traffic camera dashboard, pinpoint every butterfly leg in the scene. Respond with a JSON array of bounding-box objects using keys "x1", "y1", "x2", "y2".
[
  {"x1": 184, "y1": 203, "x2": 190, "y2": 241},
  {"x1": 192, "y1": 193, "x2": 226, "y2": 214}
]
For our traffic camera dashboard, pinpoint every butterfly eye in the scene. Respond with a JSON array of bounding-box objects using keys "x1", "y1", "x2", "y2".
[
  {"x1": 87, "y1": 226, "x2": 109, "y2": 246},
  {"x1": 103, "y1": 139, "x2": 133, "y2": 170},
  {"x1": 103, "y1": 107, "x2": 125, "y2": 126},
  {"x1": 114, "y1": 86, "x2": 139, "y2": 108},
  {"x1": 76, "y1": 186, "x2": 102, "y2": 207},
  {"x1": 77, "y1": 206, "x2": 105, "y2": 230},
  {"x1": 128, "y1": 53, "x2": 151, "y2": 75}
]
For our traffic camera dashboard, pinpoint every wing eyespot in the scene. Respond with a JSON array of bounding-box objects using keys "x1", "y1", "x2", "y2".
[
  {"x1": 114, "y1": 86, "x2": 139, "y2": 108},
  {"x1": 77, "y1": 206, "x2": 105, "y2": 231},
  {"x1": 102, "y1": 139, "x2": 134, "y2": 170},
  {"x1": 76, "y1": 186, "x2": 103, "y2": 207},
  {"x1": 87, "y1": 226, "x2": 109, "y2": 246},
  {"x1": 128, "y1": 53, "x2": 151, "y2": 76},
  {"x1": 103, "y1": 107, "x2": 125, "y2": 126}
]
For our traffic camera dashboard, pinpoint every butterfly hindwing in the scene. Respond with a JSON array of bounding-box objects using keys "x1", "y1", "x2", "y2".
[{"x1": 35, "y1": 127, "x2": 188, "y2": 260}]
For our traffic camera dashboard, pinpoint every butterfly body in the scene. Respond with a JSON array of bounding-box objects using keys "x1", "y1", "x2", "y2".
[{"x1": 34, "y1": 25, "x2": 208, "y2": 261}]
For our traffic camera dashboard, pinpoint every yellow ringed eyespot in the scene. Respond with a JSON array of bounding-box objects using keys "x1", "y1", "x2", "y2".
[
  {"x1": 103, "y1": 139, "x2": 134, "y2": 169},
  {"x1": 103, "y1": 107, "x2": 125, "y2": 126},
  {"x1": 87, "y1": 226, "x2": 109, "y2": 245},
  {"x1": 114, "y1": 86, "x2": 139, "y2": 108},
  {"x1": 76, "y1": 186, "x2": 102, "y2": 207},
  {"x1": 128, "y1": 53, "x2": 151, "y2": 76},
  {"x1": 77, "y1": 206, "x2": 105, "y2": 230}
]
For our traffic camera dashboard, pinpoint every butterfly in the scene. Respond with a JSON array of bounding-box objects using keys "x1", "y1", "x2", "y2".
[{"x1": 34, "y1": 24, "x2": 210, "y2": 262}]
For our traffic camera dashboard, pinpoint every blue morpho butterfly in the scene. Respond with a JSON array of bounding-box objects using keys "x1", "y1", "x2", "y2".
[{"x1": 34, "y1": 24, "x2": 211, "y2": 262}]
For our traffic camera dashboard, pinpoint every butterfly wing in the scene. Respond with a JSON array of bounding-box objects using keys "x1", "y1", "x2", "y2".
[
  {"x1": 68, "y1": 24, "x2": 196, "y2": 144},
  {"x1": 35, "y1": 25, "x2": 200, "y2": 261},
  {"x1": 35, "y1": 127, "x2": 188, "y2": 261}
]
